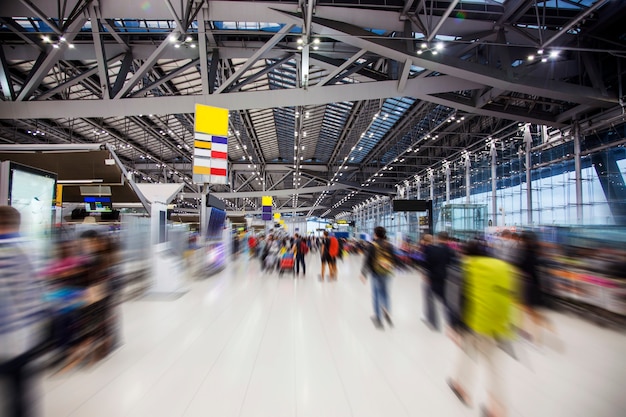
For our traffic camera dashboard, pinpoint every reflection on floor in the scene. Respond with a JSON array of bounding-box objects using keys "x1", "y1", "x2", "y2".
[{"x1": 41, "y1": 254, "x2": 626, "y2": 417}]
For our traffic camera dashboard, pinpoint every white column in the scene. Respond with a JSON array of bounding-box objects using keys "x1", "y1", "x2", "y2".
[
  {"x1": 490, "y1": 140, "x2": 498, "y2": 227},
  {"x1": 464, "y1": 152, "x2": 471, "y2": 204},
  {"x1": 573, "y1": 122, "x2": 583, "y2": 225},
  {"x1": 524, "y1": 125, "x2": 534, "y2": 225},
  {"x1": 416, "y1": 176, "x2": 421, "y2": 200},
  {"x1": 429, "y1": 169, "x2": 434, "y2": 201},
  {"x1": 444, "y1": 161, "x2": 451, "y2": 204}
]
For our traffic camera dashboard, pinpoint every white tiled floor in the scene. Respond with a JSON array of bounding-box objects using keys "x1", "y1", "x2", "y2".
[{"x1": 41, "y1": 254, "x2": 626, "y2": 417}]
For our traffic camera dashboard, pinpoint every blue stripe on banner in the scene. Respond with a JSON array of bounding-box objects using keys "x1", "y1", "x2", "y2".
[{"x1": 211, "y1": 136, "x2": 228, "y2": 145}]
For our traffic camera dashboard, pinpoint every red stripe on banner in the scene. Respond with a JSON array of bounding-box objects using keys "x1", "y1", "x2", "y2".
[
  {"x1": 211, "y1": 151, "x2": 228, "y2": 159},
  {"x1": 211, "y1": 168, "x2": 227, "y2": 176}
]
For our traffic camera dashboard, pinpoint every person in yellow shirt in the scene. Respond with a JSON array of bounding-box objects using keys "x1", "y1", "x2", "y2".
[{"x1": 447, "y1": 239, "x2": 518, "y2": 417}]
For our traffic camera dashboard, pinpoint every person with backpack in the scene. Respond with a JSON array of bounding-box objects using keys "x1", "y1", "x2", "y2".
[
  {"x1": 320, "y1": 230, "x2": 338, "y2": 281},
  {"x1": 294, "y1": 233, "x2": 308, "y2": 277},
  {"x1": 446, "y1": 239, "x2": 518, "y2": 417},
  {"x1": 360, "y1": 226, "x2": 398, "y2": 330}
]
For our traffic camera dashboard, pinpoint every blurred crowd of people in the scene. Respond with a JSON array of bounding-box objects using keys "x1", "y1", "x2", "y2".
[
  {"x1": 1, "y1": 206, "x2": 123, "y2": 417},
  {"x1": 234, "y1": 230, "x2": 365, "y2": 281}
]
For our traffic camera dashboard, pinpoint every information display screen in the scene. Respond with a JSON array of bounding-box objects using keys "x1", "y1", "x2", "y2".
[{"x1": 84, "y1": 196, "x2": 113, "y2": 212}]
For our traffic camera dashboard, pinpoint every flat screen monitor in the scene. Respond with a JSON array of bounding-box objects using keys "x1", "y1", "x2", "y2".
[
  {"x1": 206, "y1": 207, "x2": 226, "y2": 240},
  {"x1": 1, "y1": 161, "x2": 56, "y2": 239},
  {"x1": 84, "y1": 196, "x2": 113, "y2": 212}
]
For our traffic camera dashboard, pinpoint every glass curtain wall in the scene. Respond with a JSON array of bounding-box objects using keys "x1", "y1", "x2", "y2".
[{"x1": 352, "y1": 124, "x2": 626, "y2": 238}]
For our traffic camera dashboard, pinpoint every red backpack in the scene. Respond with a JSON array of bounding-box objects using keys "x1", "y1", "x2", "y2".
[
  {"x1": 328, "y1": 236, "x2": 339, "y2": 257},
  {"x1": 300, "y1": 240, "x2": 309, "y2": 255}
]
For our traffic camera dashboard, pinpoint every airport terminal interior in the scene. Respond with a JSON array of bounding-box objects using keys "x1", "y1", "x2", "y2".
[{"x1": 1, "y1": 1, "x2": 626, "y2": 416}]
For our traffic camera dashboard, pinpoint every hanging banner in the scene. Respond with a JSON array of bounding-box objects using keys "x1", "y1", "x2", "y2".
[
  {"x1": 193, "y1": 104, "x2": 229, "y2": 184},
  {"x1": 262, "y1": 196, "x2": 273, "y2": 221}
]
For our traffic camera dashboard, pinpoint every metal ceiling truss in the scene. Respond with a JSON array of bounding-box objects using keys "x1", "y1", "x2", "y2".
[{"x1": 1, "y1": 0, "x2": 624, "y2": 218}]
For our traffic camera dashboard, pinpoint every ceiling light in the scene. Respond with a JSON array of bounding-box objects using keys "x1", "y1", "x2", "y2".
[
  {"x1": 432, "y1": 50, "x2": 438, "y2": 55},
  {"x1": 312, "y1": 45, "x2": 319, "y2": 50},
  {"x1": 541, "y1": 57, "x2": 548, "y2": 63},
  {"x1": 297, "y1": 37, "x2": 304, "y2": 44},
  {"x1": 41, "y1": 35, "x2": 50, "y2": 43},
  {"x1": 52, "y1": 44, "x2": 59, "y2": 49},
  {"x1": 190, "y1": 43, "x2": 196, "y2": 48},
  {"x1": 68, "y1": 43, "x2": 75, "y2": 49},
  {"x1": 313, "y1": 38, "x2": 320, "y2": 44},
  {"x1": 297, "y1": 45, "x2": 303, "y2": 50},
  {"x1": 174, "y1": 43, "x2": 181, "y2": 48},
  {"x1": 550, "y1": 50, "x2": 559, "y2": 58},
  {"x1": 527, "y1": 55, "x2": 534, "y2": 61},
  {"x1": 435, "y1": 42, "x2": 444, "y2": 51},
  {"x1": 59, "y1": 36, "x2": 66, "y2": 42},
  {"x1": 185, "y1": 36, "x2": 192, "y2": 42},
  {"x1": 537, "y1": 49, "x2": 544, "y2": 55}
]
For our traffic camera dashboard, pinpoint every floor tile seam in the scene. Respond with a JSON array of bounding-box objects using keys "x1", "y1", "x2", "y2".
[
  {"x1": 234, "y1": 277, "x2": 285, "y2": 417},
  {"x1": 119, "y1": 276, "x2": 275, "y2": 417},
  {"x1": 62, "y1": 275, "x2": 268, "y2": 417}
]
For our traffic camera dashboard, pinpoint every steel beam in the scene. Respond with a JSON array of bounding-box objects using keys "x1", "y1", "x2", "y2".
[
  {"x1": 541, "y1": 0, "x2": 609, "y2": 49},
  {"x1": 111, "y1": 52, "x2": 133, "y2": 98},
  {"x1": 427, "y1": 0, "x2": 459, "y2": 42},
  {"x1": 230, "y1": 55, "x2": 293, "y2": 92},
  {"x1": 314, "y1": 49, "x2": 367, "y2": 87},
  {"x1": 101, "y1": 19, "x2": 130, "y2": 50},
  {"x1": 227, "y1": 206, "x2": 325, "y2": 215},
  {"x1": 496, "y1": 0, "x2": 532, "y2": 26},
  {"x1": 17, "y1": 16, "x2": 88, "y2": 101},
  {"x1": 212, "y1": 183, "x2": 350, "y2": 199},
  {"x1": 197, "y1": 6, "x2": 210, "y2": 95},
  {"x1": 89, "y1": 5, "x2": 111, "y2": 99},
  {"x1": 36, "y1": 53, "x2": 125, "y2": 100},
  {"x1": 214, "y1": 24, "x2": 296, "y2": 94},
  {"x1": 114, "y1": 30, "x2": 180, "y2": 99},
  {"x1": 129, "y1": 58, "x2": 199, "y2": 98},
  {"x1": 0, "y1": 46, "x2": 15, "y2": 100},
  {"x1": 19, "y1": 0, "x2": 62, "y2": 35},
  {"x1": 295, "y1": 13, "x2": 617, "y2": 106},
  {"x1": 208, "y1": 49, "x2": 219, "y2": 94},
  {"x1": 0, "y1": 75, "x2": 481, "y2": 119}
]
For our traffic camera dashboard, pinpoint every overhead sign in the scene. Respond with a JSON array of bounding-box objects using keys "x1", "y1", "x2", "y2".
[
  {"x1": 193, "y1": 104, "x2": 229, "y2": 185},
  {"x1": 393, "y1": 199, "x2": 432, "y2": 212}
]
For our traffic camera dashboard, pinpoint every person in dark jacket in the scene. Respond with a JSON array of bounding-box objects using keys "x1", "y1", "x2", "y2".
[
  {"x1": 422, "y1": 231, "x2": 456, "y2": 331},
  {"x1": 360, "y1": 226, "x2": 398, "y2": 330},
  {"x1": 515, "y1": 231, "x2": 552, "y2": 343}
]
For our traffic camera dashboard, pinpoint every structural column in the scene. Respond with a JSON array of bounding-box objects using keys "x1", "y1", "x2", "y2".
[
  {"x1": 573, "y1": 122, "x2": 583, "y2": 225},
  {"x1": 444, "y1": 161, "x2": 451, "y2": 204},
  {"x1": 490, "y1": 140, "x2": 498, "y2": 227},
  {"x1": 464, "y1": 152, "x2": 471, "y2": 203},
  {"x1": 416, "y1": 176, "x2": 421, "y2": 200},
  {"x1": 524, "y1": 125, "x2": 534, "y2": 225},
  {"x1": 428, "y1": 169, "x2": 434, "y2": 201}
]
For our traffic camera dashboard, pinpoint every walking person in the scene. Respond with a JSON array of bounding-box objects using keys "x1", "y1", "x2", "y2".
[
  {"x1": 422, "y1": 232, "x2": 456, "y2": 331},
  {"x1": 360, "y1": 227, "x2": 398, "y2": 330},
  {"x1": 294, "y1": 234, "x2": 308, "y2": 277},
  {"x1": 319, "y1": 231, "x2": 335, "y2": 281},
  {"x1": 0, "y1": 206, "x2": 49, "y2": 417},
  {"x1": 447, "y1": 239, "x2": 518, "y2": 417}
]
